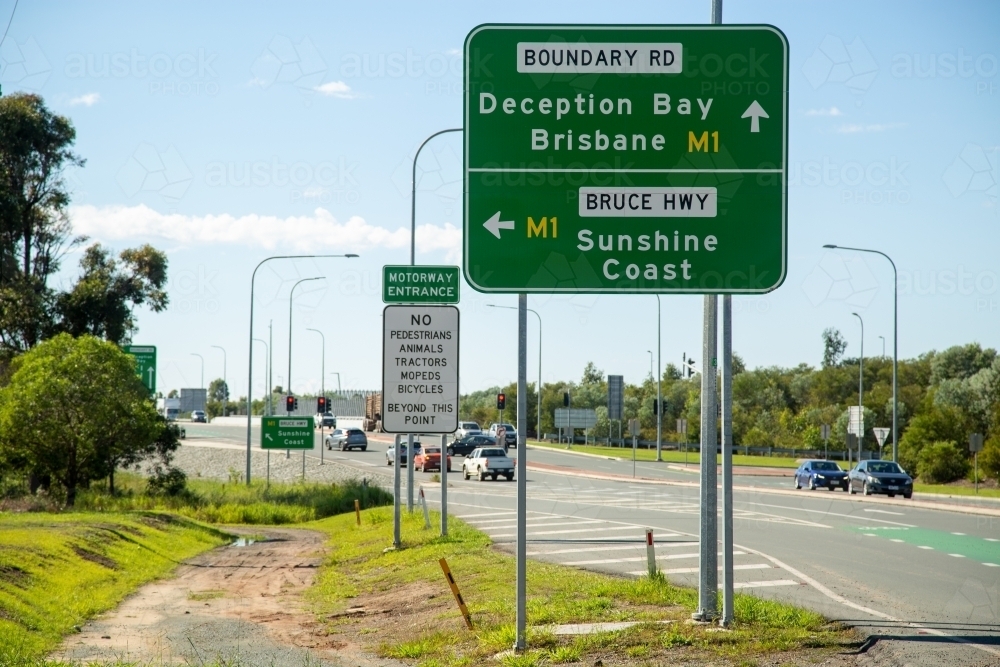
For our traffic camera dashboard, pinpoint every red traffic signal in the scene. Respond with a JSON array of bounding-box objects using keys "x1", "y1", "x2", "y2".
[
  {"x1": 317, "y1": 396, "x2": 328, "y2": 412},
  {"x1": 496, "y1": 393, "x2": 506, "y2": 410},
  {"x1": 286, "y1": 395, "x2": 295, "y2": 412}
]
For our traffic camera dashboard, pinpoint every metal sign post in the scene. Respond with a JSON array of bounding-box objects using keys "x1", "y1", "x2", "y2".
[
  {"x1": 441, "y1": 434, "x2": 448, "y2": 536},
  {"x1": 629, "y1": 418, "x2": 640, "y2": 477},
  {"x1": 515, "y1": 294, "x2": 528, "y2": 651},
  {"x1": 720, "y1": 296, "x2": 734, "y2": 627},
  {"x1": 821, "y1": 423, "x2": 831, "y2": 460},
  {"x1": 970, "y1": 433, "x2": 984, "y2": 493},
  {"x1": 695, "y1": 295, "x2": 718, "y2": 622},
  {"x1": 393, "y1": 434, "x2": 401, "y2": 548}
]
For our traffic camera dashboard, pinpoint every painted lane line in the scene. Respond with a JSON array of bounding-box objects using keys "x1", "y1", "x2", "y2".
[
  {"x1": 746, "y1": 501, "x2": 915, "y2": 527},
  {"x1": 863, "y1": 509, "x2": 905, "y2": 516},
  {"x1": 628, "y1": 563, "x2": 774, "y2": 576},
  {"x1": 491, "y1": 525, "x2": 640, "y2": 539},
  {"x1": 983, "y1": 563, "x2": 999, "y2": 567},
  {"x1": 889, "y1": 539, "x2": 904, "y2": 543},
  {"x1": 565, "y1": 550, "x2": 746, "y2": 566},
  {"x1": 986, "y1": 538, "x2": 999, "y2": 542},
  {"x1": 918, "y1": 546, "x2": 933, "y2": 549},
  {"x1": 733, "y1": 542, "x2": 1000, "y2": 658},
  {"x1": 863, "y1": 533, "x2": 877, "y2": 537},
  {"x1": 732, "y1": 579, "x2": 800, "y2": 590},
  {"x1": 952, "y1": 532, "x2": 966, "y2": 535},
  {"x1": 949, "y1": 553, "x2": 966, "y2": 558},
  {"x1": 526, "y1": 542, "x2": 696, "y2": 556},
  {"x1": 473, "y1": 520, "x2": 604, "y2": 529}
]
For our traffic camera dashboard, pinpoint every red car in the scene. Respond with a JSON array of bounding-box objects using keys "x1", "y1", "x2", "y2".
[{"x1": 414, "y1": 446, "x2": 452, "y2": 472}]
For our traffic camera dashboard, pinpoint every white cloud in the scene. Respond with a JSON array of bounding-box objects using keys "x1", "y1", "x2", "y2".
[
  {"x1": 805, "y1": 107, "x2": 843, "y2": 116},
  {"x1": 69, "y1": 92, "x2": 100, "y2": 106},
  {"x1": 314, "y1": 80, "x2": 356, "y2": 98},
  {"x1": 69, "y1": 204, "x2": 461, "y2": 260},
  {"x1": 837, "y1": 122, "x2": 905, "y2": 133}
]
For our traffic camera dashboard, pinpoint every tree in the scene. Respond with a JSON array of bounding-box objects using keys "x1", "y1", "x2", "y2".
[
  {"x1": 822, "y1": 327, "x2": 847, "y2": 368},
  {"x1": 0, "y1": 94, "x2": 85, "y2": 355},
  {"x1": 0, "y1": 334, "x2": 161, "y2": 505},
  {"x1": 55, "y1": 243, "x2": 168, "y2": 345},
  {"x1": 581, "y1": 362, "x2": 604, "y2": 385}
]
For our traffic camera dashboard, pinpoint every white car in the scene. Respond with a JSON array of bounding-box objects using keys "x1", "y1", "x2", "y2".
[
  {"x1": 488, "y1": 423, "x2": 518, "y2": 448},
  {"x1": 462, "y1": 447, "x2": 515, "y2": 482},
  {"x1": 456, "y1": 421, "x2": 482, "y2": 438}
]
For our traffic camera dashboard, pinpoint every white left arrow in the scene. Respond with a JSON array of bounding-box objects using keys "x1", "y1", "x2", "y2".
[
  {"x1": 741, "y1": 100, "x2": 769, "y2": 133},
  {"x1": 265, "y1": 433, "x2": 273, "y2": 441},
  {"x1": 483, "y1": 211, "x2": 515, "y2": 239}
]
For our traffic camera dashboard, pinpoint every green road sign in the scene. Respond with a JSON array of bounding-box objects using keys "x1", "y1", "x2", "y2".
[
  {"x1": 383, "y1": 265, "x2": 461, "y2": 304},
  {"x1": 124, "y1": 345, "x2": 157, "y2": 394},
  {"x1": 260, "y1": 416, "x2": 314, "y2": 450},
  {"x1": 464, "y1": 24, "x2": 788, "y2": 294}
]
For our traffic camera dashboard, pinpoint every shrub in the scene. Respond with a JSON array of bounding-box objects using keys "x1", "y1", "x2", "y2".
[
  {"x1": 916, "y1": 441, "x2": 970, "y2": 484},
  {"x1": 979, "y1": 437, "x2": 1000, "y2": 482},
  {"x1": 146, "y1": 466, "x2": 188, "y2": 496}
]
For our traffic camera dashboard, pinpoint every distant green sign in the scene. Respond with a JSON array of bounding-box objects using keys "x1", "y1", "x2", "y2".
[
  {"x1": 383, "y1": 265, "x2": 460, "y2": 304},
  {"x1": 124, "y1": 345, "x2": 156, "y2": 394},
  {"x1": 260, "y1": 416, "x2": 314, "y2": 450}
]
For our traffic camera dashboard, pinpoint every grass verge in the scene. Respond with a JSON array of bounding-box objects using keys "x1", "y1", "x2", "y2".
[
  {"x1": 306, "y1": 507, "x2": 855, "y2": 666},
  {"x1": 0, "y1": 512, "x2": 230, "y2": 666},
  {"x1": 914, "y1": 482, "x2": 1000, "y2": 499},
  {"x1": 60, "y1": 472, "x2": 393, "y2": 524},
  {"x1": 529, "y1": 440, "x2": 803, "y2": 469}
]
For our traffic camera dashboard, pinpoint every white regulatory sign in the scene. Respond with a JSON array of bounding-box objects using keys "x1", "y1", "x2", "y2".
[{"x1": 381, "y1": 304, "x2": 459, "y2": 434}]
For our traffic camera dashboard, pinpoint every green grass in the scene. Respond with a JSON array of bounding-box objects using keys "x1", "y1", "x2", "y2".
[
  {"x1": 914, "y1": 483, "x2": 1000, "y2": 498},
  {"x1": 529, "y1": 440, "x2": 805, "y2": 469},
  {"x1": 65, "y1": 472, "x2": 393, "y2": 524},
  {"x1": 305, "y1": 506, "x2": 853, "y2": 665},
  {"x1": 0, "y1": 512, "x2": 230, "y2": 666}
]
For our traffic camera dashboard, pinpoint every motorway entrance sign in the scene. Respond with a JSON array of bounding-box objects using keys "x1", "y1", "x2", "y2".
[
  {"x1": 464, "y1": 25, "x2": 788, "y2": 294},
  {"x1": 260, "y1": 416, "x2": 314, "y2": 450},
  {"x1": 382, "y1": 305, "x2": 459, "y2": 433},
  {"x1": 383, "y1": 265, "x2": 460, "y2": 304},
  {"x1": 124, "y1": 345, "x2": 157, "y2": 394}
]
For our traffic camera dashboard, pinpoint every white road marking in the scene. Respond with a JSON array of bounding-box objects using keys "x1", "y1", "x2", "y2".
[
  {"x1": 491, "y1": 525, "x2": 640, "y2": 538},
  {"x1": 952, "y1": 532, "x2": 966, "y2": 535},
  {"x1": 475, "y1": 520, "x2": 604, "y2": 530},
  {"x1": 983, "y1": 563, "x2": 999, "y2": 567},
  {"x1": 527, "y1": 542, "x2": 695, "y2": 556},
  {"x1": 566, "y1": 551, "x2": 746, "y2": 566},
  {"x1": 863, "y1": 509, "x2": 905, "y2": 516},
  {"x1": 889, "y1": 539, "x2": 904, "y2": 543},
  {"x1": 918, "y1": 546, "x2": 933, "y2": 549},
  {"x1": 949, "y1": 553, "x2": 966, "y2": 558},
  {"x1": 629, "y1": 563, "x2": 774, "y2": 576},
  {"x1": 732, "y1": 579, "x2": 800, "y2": 589},
  {"x1": 986, "y1": 538, "x2": 999, "y2": 542}
]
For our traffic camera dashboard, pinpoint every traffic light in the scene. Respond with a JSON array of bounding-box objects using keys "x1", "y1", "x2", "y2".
[
  {"x1": 286, "y1": 395, "x2": 296, "y2": 413},
  {"x1": 317, "y1": 396, "x2": 327, "y2": 413},
  {"x1": 496, "y1": 393, "x2": 506, "y2": 410},
  {"x1": 653, "y1": 399, "x2": 659, "y2": 415},
  {"x1": 685, "y1": 357, "x2": 697, "y2": 378},
  {"x1": 563, "y1": 392, "x2": 570, "y2": 407}
]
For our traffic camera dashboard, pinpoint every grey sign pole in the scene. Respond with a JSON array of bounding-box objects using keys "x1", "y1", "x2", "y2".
[
  {"x1": 695, "y1": 294, "x2": 719, "y2": 621},
  {"x1": 441, "y1": 434, "x2": 448, "y2": 535},
  {"x1": 393, "y1": 433, "x2": 401, "y2": 548},
  {"x1": 656, "y1": 295, "x2": 663, "y2": 462},
  {"x1": 407, "y1": 433, "x2": 415, "y2": 512},
  {"x1": 721, "y1": 296, "x2": 734, "y2": 626},
  {"x1": 515, "y1": 294, "x2": 528, "y2": 651}
]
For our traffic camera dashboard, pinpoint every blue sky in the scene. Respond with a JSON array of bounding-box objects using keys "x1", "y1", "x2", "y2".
[{"x1": 1, "y1": 0, "x2": 997, "y2": 399}]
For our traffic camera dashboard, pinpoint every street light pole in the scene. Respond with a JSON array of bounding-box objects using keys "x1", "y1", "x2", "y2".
[
  {"x1": 487, "y1": 304, "x2": 542, "y2": 441},
  {"x1": 288, "y1": 277, "x2": 324, "y2": 465},
  {"x1": 190, "y1": 353, "x2": 204, "y2": 389},
  {"x1": 824, "y1": 244, "x2": 898, "y2": 462},
  {"x1": 879, "y1": 335, "x2": 885, "y2": 359},
  {"x1": 253, "y1": 338, "x2": 268, "y2": 415},
  {"x1": 852, "y1": 312, "x2": 864, "y2": 460},
  {"x1": 210, "y1": 345, "x2": 227, "y2": 415},
  {"x1": 244, "y1": 254, "x2": 358, "y2": 485},
  {"x1": 411, "y1": 128, "x2": 462, "y2": 266},
  {"x1": 307, "y1": 327, "x2": 326, "y2": 466},
  {"x1": 647, "y1": 350, "x2": 653, "y2": 380},
  {"x1": 268, "y1": 320, "x2": 273, "y2": 415},
  {"x1": 329, "y1": 371, "x2": 341, "y2": 395}
]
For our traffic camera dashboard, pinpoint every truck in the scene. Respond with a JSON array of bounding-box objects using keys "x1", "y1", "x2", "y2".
[
  {"x1": 364, "y1": 392, "x2": 383, "y2": 432},
  {"x1": 156, "y1": 397, "x2": 181, "y2": 421}
]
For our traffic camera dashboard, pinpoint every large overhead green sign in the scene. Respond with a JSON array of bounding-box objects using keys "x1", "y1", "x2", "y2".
[
  {"x1": 260, "y1": 416, "x2": 314, "y2": 450},
  {"x1": 463, "y1": 25, "x2": 788, "y2": 294},
  {"x1": 124, "y1": 345, "x2": 157, "y2": 394}
]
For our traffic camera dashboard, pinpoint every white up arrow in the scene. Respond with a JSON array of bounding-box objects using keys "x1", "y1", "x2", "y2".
[
  {"x1": 483, "y1": 211, "x2": 515, "y2": 239},
  {"x1": 741, "y1": 100, "x2": 769, "y2": 133}
]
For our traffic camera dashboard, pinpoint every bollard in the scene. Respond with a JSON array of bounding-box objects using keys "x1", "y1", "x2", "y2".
[
  {"x1": 646, "y1": 529, "x2": 656, "y2": 577},
  {"x1": 419, "y1": 487, "x2": 431, "y2": 529},
  {"x1": 439, "y1": 558, "x2": 473, "y2": 629},
  {"x1": 354, "y1": 499, "x2": 361, "y2": 526}
]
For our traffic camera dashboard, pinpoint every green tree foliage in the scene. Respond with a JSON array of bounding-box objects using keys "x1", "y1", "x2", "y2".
[
  {"x1": 822, "y1": 327, "x2": 847, "y2": 368},
  {"x1": 980, "y1": 435, "x2": 1000, "y2": 482},
  {"x1": 916, "y1": 441, "x2": 970, "y2": 484},
  {"x1": 56, "y1": 243, "x2": 168, "y2": 345},
  {"x1": 0, "y1": 334, "x2": 164, "y2": 505}
]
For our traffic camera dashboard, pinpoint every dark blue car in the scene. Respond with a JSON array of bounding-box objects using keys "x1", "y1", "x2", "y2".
[{"x1": 794, "y1": 460, "x2": 849, "y2": 491}]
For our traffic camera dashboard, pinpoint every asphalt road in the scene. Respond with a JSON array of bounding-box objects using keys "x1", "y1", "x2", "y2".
[{"x1": 181, "y1": 422, "x2": 1000, "y2": 666}]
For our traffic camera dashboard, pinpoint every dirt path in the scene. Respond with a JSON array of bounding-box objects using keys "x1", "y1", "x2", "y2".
[{"x1": 52, "y1": 527, "x2": 404, "y2": 667}]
